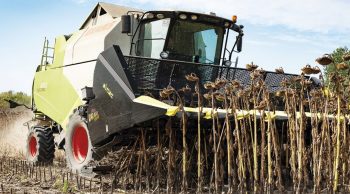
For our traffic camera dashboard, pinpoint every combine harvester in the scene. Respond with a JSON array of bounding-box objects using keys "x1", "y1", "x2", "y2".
[
  {"x1": 28, "y1": 2, "x2": 251, "y2": 170},
  {"x1": 12, "y1": 2, "x2": 350, "y2": 193}
]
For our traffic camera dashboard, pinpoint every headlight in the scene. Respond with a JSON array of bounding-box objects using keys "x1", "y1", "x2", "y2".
[
  {"x1": 190, "y1": 15, "x2": 198, "y2": 20},
  {"x1": 160, "y1": 51, "x2": 169, "y2": 59},
  {"x1": 224, "y1": 60, "x2": 232, "y2": 67},
  {"x1": 179, "y1": 14, "x2": 187, "y2": 20},
  {"x1": 156, "y1": 14, "x2": 165, "y2": 19},
  {"x1": 146, "y1": 13, "x2": 154, "y2": 19}
]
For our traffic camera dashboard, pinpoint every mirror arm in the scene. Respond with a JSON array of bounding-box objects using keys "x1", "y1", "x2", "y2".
[
  {"x1": 229, "y1": 37, "x2": 238, "y2": 61},
  {"x1": 225, "y1": 48, "x2": 231, "y2": 56}
]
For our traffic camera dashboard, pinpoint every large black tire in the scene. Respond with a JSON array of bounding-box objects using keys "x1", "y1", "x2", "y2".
[
  {"x1": 26, "y1": 126, "x2": 55, "y2": 164},
  {"x1": 65, "y1": 111, "x2": 94, "y2": 172}
]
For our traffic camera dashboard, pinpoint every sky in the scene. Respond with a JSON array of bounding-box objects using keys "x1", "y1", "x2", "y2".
[{"x1": 0, "y1": 0, "x2": 349, "y2": 94}]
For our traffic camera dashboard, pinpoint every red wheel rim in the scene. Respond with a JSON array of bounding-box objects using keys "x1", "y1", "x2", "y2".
[
  {"x1": 72, "y1": 125, "x2": 89, "y2": 163},
  {"x1": 29, "y1": 135, "x2": 37, "y2": 157}
]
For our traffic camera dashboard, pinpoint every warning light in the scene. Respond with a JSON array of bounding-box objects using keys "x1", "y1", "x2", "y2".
[{"x1": 232, "y1": 15, "x2": 237, "y2": 23}]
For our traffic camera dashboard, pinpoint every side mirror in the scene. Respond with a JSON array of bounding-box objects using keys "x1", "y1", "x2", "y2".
[
  {"x1": 231, "y1": 24, "x2": 244, "y2": 53},
  {"x1": 121, "y1": 15, "x2": 131, "y2": 34},
  {"x1": 237, "y1": 35, "x2": 243, "y2": 52}
]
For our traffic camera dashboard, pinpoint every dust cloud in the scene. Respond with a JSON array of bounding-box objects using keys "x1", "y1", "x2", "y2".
[{"x1": 0, "y1": 108, "x2": 33, "y2": 157}]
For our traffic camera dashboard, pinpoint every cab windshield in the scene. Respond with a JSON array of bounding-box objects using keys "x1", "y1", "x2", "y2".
[{"x1": 136, "y1": 18, "x2": 224, "y2": 65}]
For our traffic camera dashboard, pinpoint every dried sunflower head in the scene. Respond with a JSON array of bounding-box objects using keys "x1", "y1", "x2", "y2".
[
  {"x1": 246, "y1": 62, "x2": 258, "y2": 71},
  {"x1": 292, "y1": 75, "x2": 302, "y2": 83},
  {"x1": 215, "y1": 79, "x2": 227, "y2": 88},
  {"x1": 162, "y1": 86, "x2": 175, "y2": 95},
  {"x1": 250, "y1": 69, "x2": 264, "y2": 79},
  {"x1": 301, "y1": 64, "x2": 314, "y2": 75},
  {"x1": 159, "y1": 91, "x2": 168, "y2": 98},
  {"x1": 204, "y1": 82, "x2": 216, "y2": 90},
  {"x1": 312, "y1": 66, "x2": 321, "y2": 74},
  {"x1": 256, "y1": 68, "x2": 265, "y2": 75},
  {"x1": 185, "y1": 73, "x2": 199, "y2": 82},
  {"x1": 178, "y1": 85, "x2": 191, "y2": 93},
  {"x1": 275, "y1": 67, "x2": 284, "y2": 74},
  {"x1": 214, "y1": 93, "x2": 225, "y2": 101},
  {"x1": 231, "y1": 80, "x2": 241, "y2": 88},
  {"x1": 160, "y1": 86, "x2": 174, "y2": 98},
  {"x1": 336, "y1": 62, "x2": 349, "y2": 70},
  {"x1": 342, "y1": 53, "x2": 350, "y2": 62},
  {"x1": 203, "y1": 93, "x2": 212, "y2": 100},
  {"x1": 315, "y1": 54, "x2": 333, "y2": 66},
  {"x1": 303, "y1": 79, "x2": 313, "y2": 86}
]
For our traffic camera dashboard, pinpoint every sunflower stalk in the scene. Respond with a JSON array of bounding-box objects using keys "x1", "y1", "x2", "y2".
[
  {"x1": 224, "y1": 89, "x2": 233, "y2": 192},
  {"x1": 333, "y1": 91, "x2": 341, "y2": 191},
  {"x1": 264, "y1": 91, "x2": 273, "y2": 192},
  {"x1": 174, "y1": 90, "x2": 188, "y2": 193},
  {"x1": 185, "y1": 73, "x2": 203, "y2": 193},
  {"x1": 297, "y1": 76, "x2": 306, "y2": 192}
]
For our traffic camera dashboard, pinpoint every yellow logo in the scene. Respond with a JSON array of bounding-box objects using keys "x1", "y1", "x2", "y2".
[{"x1": 88, "y1": 110, "x2": 100, "y2": 122}]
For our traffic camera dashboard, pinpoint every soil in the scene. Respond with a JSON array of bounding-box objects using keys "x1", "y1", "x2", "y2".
[{"x1": 0, "y1": 108, "x2": 122, "y2": 193}]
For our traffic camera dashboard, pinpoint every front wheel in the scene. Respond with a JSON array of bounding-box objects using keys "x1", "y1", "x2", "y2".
[
  {"x1": 65, "y1": 111, "x2": 93, "y2": 172},
  {"x1": 26, "y1": 126, "x2": 55, "y2": 164}
]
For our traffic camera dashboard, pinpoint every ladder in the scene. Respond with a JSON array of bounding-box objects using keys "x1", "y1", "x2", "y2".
[{"x1": 40, "y1": 37, "x2": 54, "y2": 66}]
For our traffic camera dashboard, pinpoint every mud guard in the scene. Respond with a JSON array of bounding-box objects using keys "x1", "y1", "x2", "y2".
[{"x1": 87, "y1": 45, "x2": 166, "y2": 145}]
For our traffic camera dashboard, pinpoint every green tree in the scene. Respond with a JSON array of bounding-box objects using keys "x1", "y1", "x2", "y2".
[
  {"x1": 0, "y1": 91, "x2": 31, "y2": 108},
  {"x1": 324, "y1": 47, "x2": 349, "y2": 84}
]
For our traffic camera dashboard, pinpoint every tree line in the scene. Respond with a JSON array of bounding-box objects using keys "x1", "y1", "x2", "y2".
[{"x1": 0, "y1": 91, "x2": 31, "y2": 109}]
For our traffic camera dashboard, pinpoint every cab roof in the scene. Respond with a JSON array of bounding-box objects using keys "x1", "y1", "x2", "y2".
[{"x1": 80, "y1": 2, "x2": 235, "y2": 30}]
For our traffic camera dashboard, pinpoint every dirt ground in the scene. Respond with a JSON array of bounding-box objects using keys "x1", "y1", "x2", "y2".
[
  {"x1": 0, "y1": 108, "x2": 62, "y2": 193},
  {"x1": 0, "y1": 156, "x2": 115, "y2": 194},
  {"x1": 0, "y1": 108, "x2": 51, "y2": 193},
  {"x1": 0, "y1": 108, "x2": 124, "y2": 193}
]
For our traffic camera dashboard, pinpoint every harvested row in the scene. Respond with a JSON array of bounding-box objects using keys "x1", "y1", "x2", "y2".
[{"x1": 0, "y1": 156, "x2": 122, "y2": 193}]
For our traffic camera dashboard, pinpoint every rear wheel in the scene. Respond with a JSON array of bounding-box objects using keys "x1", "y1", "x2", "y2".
[
  {"x1": 26, "y1": 126, "x2": 55, "y2": 164},
  {"x1": 65, "y1": 111, "x2": 93, "y2": 172}
]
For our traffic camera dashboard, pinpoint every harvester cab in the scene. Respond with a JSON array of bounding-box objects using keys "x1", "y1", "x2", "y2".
[
  {"x1": 116, "y1": 10, "x2": 245, "y2": 97},
  {"x1": 123, "y1": 11, "x2": 244, "y2": 64}
]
